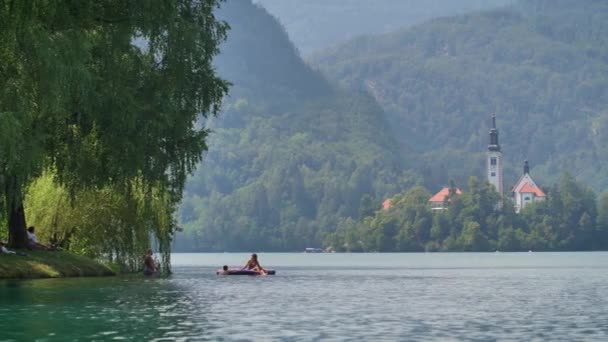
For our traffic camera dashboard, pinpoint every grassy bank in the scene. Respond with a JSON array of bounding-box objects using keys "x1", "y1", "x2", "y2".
[{"x1": 0, "y1": 250, "x2": 115, "y2": 279}]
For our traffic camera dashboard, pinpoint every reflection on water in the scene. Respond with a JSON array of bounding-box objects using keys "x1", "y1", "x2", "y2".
[{"x1": 1, "y1": 253, "x2": 608, "y2": 341}]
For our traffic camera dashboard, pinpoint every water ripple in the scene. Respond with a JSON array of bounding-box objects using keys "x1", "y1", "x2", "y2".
[{"x1": 1, "y1": 253, "x2": 608, "y2": 341}]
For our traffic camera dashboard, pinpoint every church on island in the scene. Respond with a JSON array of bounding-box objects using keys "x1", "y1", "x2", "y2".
[{"x1": 428, "y1": 115, "x2": 545, "y2": 212}]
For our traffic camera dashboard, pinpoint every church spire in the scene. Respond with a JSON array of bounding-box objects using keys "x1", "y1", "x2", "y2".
[
  {"x1": 488, "y1": 114, "x2": 500, "y2": 152},
  {"x1": 524, "y1": 160, "x2": 530, "y2": 175},
  {"x1": 486, "y1": 114, "x2": 503, "y2": 198}
]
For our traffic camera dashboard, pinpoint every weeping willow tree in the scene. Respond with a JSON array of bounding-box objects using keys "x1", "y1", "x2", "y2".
[
  {"x1": 0, "y1": 0, "x2": 229, "y2": 266},
  {"x1": 26, "y1": 173, "x2": 176, "y2": 272}
]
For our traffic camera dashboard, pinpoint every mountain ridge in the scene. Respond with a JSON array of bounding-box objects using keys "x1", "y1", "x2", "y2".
[
  {"x1": 255, "y1": 0, "x2": 515, "y2": 56},
  {"x1": 312, "y1": 0, "x2": 608, "y2": 192},
  {"x1": 176, "y1": 0, "x2": 416, "y2": 252}
]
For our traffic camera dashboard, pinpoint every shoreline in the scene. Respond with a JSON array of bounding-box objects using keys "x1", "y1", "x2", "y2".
[{"x1": 0, "y1": 250, "x2": 115, "y2": 280}]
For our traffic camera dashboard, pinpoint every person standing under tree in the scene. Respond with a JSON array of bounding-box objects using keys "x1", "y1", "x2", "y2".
[{"x1": 143, "y1": 249, "x2": 157, "y2": 276}]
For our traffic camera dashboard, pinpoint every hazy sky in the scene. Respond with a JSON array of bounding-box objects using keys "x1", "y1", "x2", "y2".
[{"x1": 254, "y1": 0, "x2": 515, "y2": 56}]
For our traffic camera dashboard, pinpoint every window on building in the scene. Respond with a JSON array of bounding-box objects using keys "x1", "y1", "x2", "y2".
[
  {"x1": 490, "y1": 158, "x2": 497, "y2": 166},
  {"x1": 524, "y1": 196, "x2": 530, "y2": 201},
  {"x1": 491, "y1": 172, "x2": 496, "y2": 177}
]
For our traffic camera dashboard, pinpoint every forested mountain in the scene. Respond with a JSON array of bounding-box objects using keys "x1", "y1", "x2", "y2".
[
  {"x1": 313, "y1": 0, "x2": 608, "y2": 193},
  {"x1": 255, "y1": 0, "x2": 514, "y2": 56},
  {"x1": 177, "y1": 0, "x2": 608, "y2": 252},
  {"x1": 175, "y1": 1, "x2": 416, "y2": 251}
]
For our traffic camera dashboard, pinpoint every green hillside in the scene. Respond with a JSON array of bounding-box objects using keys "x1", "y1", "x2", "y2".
[
  {"x1": 175, "y1": 1, "x2": 416, "y2": 251},
  {"x1": 255, "y1": 0, "x2": 514, "y2": 56},
  {"x1": 313, "y1": 0, "x2": 608, "y2": 192}
]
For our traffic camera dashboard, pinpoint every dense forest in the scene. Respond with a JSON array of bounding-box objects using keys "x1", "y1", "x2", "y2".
[
  {"x1": 255, "y1": 0, "x2": 513, "y2": 56},
  {"x1": 176, "y1": 0, "x2": 608, "y2": 252},
  {"x1": 313, "y1": 0, "x2": 608, "y2": 193},
  {"x1": 326, "y1": 174, "x2": 608, "y2": 252},
  {"x1": 175, "y1": 1, "x2": 418, "y2": 252}
]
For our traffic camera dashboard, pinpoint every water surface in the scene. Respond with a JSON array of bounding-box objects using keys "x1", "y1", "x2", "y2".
[{"x1": 1, "y1": 252, "x2": 608, "y2": 341}]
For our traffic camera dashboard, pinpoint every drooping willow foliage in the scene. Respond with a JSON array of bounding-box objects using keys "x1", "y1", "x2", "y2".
[
  {"x1": 0, "y1": 1, "x2": 229, "y2": 254},
  {"x1": 26, "y1": 173, "x2": 177, "y2": 273}
]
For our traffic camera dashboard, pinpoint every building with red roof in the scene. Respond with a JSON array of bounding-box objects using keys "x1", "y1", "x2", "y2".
[
  {"x1": 428, "y1": 187, "x2": 462, "y2": 210},
  {"x1": 382, "y1": 198, "x2": 392, "y2": 210},
  {"x1": 512, "y1": 160, "x2": 546, "y2": 213},
  {"x1": 423, "y1": 116, "x2": 546, "y2": 214}
]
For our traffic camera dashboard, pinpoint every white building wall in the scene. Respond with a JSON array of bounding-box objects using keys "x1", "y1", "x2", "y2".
[
  {"x1": 487, "y1": 151, "x2": 503, "y2": 195},
  {"x1": 512, "y1": 173, "x2": 546, "y2": 212}
]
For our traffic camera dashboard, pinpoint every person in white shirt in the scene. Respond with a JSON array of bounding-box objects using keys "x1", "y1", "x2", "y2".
[
  {"x1": 27, "y1": 226, "x2": 53, "y2": 250},
  {"x1": 27, "y1": 227, "x2": 37, "y2": 244},
  {"x1": 0, "y1": 241, "x2": 16, "y2": 255}
]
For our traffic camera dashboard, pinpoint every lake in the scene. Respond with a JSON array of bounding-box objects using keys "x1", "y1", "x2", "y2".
[{"x1": 1, "y1": 252, "x2": 608, "y2": 341}]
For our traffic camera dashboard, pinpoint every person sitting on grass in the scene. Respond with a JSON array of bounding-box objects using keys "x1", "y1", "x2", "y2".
[
  {"x1": 26, "y1": 226, "x2": 54, "y2": 251},
  {"x1": 0, "y1": 241, "x2": 16, "y2": 255},
  {"x1": 1, "y1": 242, "x2": 27, "y2": 256},
  {"x1": 143, "y1": 249, "x2": 158, "y2": 276}
]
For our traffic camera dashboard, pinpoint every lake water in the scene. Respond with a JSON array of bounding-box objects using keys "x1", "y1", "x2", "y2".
[{"x1": 1, "y1": 252, "x2": 608, "y2": 341}]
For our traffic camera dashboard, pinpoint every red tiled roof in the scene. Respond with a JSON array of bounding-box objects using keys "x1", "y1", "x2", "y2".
[
  {"x1": 519, "y1": 183, "x2": 546, "y2": 197},
  {"x1": 429, "y1": 187, "x2": 462, "y2": 202},
  {"x1": 382, "y1": 199, "x2": 392, "y2": 210},
  {"x1": 511, "y1": 175, "x2": 526, "y2": 192}
]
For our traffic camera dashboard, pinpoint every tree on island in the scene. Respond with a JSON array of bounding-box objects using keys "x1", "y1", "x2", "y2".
[
  {"x1": 327, "y1": 174, "x2": 608, "y2": 252},
  {"x1": 0, "y1": 1, "x2": 229, "y2": 250}
]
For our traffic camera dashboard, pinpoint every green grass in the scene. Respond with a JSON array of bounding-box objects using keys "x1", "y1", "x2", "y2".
[{"x1": 0, "y1": 250, "x2": 115, "y2": 279}]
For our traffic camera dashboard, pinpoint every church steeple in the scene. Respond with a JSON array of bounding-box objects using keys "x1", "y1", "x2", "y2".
[
  {"x1": 488, "y1": 114, "x2": 500, "y2": 152},
  {"x1": 486, "y1": 114, "x2": 503, "y2": 196},
  {"x1": 524, "y1": 160, "x2": 530, "y2": 175}
]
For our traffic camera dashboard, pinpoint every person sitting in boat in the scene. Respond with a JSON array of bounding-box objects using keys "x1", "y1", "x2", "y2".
[
  {"x1": 243, "y1": 253, "x2": 267, "y2": 275},
  {"x1": 143, "y1": 249, "x2": 157, "y2": 276}
]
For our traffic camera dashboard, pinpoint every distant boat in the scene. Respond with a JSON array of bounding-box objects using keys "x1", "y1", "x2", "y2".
[{"x1": 304, "y1": 248, "x2": 324, "y2": 253}]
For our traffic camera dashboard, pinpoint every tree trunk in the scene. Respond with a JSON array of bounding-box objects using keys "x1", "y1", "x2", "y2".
[
  {"x1": 8, "y1": 201, "x2": 27, "y2": 249},
  {"x1": 6, "y1": 176, "x2": 28, "y2": 249}
]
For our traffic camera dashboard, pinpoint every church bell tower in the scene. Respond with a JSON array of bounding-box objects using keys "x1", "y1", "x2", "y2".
[{"x1": 487, "y1": 115, "x2": 503, "y2": 195}]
